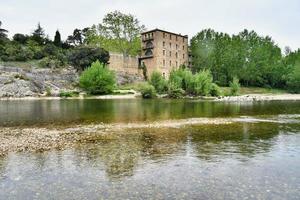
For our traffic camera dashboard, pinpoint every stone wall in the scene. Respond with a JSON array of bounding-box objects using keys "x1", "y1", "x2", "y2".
[{"x1": 108, "y1": 52, "x2": 141, "y2": 75}]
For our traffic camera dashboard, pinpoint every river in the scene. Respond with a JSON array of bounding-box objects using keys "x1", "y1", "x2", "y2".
[{"x1": 0, "y1": 99, "x2": 299, "y2": 199}]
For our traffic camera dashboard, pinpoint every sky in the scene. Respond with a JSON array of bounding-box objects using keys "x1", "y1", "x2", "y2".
[{"x1": 1, "y1": 0, "x2": 299, "y2": 50}]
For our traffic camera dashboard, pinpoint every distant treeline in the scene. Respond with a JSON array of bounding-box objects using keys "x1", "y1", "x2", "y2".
[{"x1": 190, "y1": 29, "x2": 300, "y2": 92}]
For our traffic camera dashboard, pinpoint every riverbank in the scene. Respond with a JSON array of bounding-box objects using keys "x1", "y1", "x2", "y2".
[{"x1": 1, "y1": 93, "x2": 300, "y2": 101}]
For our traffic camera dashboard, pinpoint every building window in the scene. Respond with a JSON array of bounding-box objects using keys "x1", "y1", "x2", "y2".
[
  {"x1": 163, "y1": 50, "x2": 165, "y2": 56},
  {"x1": 163, "y1": 41, "x2": 165, "y2": 47},
  {"x1": 176, "y1": 44, "x2": 178, "y2": 50},
  {"x1": 176, "y1": 61, "x2": 178, "y2": 67},
  {"x1": 163, "y1": 60, "x2": 165, "y2": 66},
  {"x1": 169, "y1": 43, "x2": 171, "y2": 49},
  {"x1": 163, "y1": 72, "x2": 166, "y2": 78},
  {"x1": 163, "y1": 33, "x2": 165, "y2": 38},
  {"x1": 183, "y1": 45, "x2": 185, "y2": 50},
  {"x1": 170, "y1": 61, "x2": 172, "y2": 66},
  {"x1": 183, "y1": 54, "x2": 185, "y2": 59},
  {"x1": 146, "y1": 41, "x2": 153, "y2": 48},
  {"x1": 176, "y1": 36, "x2": 178, "y2": 41},
  {"x1": 169, "y1": 51, "x2": 171, "y2": 57},
  {"x1": 145, "y1": 49, "x2": 153, "y2": 56},
  {"x1": 176, "y1": 52, "x2": 178, "y2": 59},
  {"x1": 170, "y1": 34, "x2": 172, "y2": 40}
]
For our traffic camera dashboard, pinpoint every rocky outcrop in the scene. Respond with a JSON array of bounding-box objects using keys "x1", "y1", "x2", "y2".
[{"x1": 0, "y1": 66, "x2": 79, "y2": 97}]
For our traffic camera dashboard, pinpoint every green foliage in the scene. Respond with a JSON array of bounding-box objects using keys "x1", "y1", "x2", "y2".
[
  {"x1": 13, "y1": 33, "x2": 28, "y2": 44},
  {"x1": 86, "y1": 11, "x2": 145, "y2": 56},
  {"x1": 193, "y1": 70, "x2": 213, "y2": 96},
  {"x1": 210, "y1": 83, "x2": 222, "y2": 97},
  {"x1": 0, "y1": 21, "x2": 8, "y2": 39},
  {"x1": 168, "y1": 83, "x2": 185, "y2": 99},
  {"x1": 149, "y1": 71, "x2": 168, "y2": 93},
  {"x1": 169, "y1": 67, "x2": 194, "y2": 93},
  {"x1": 191, "y1": 29, "x2": 284, "y2": 87},
  {"x1": 45, "y1": 87, "x2": 52, "y2": 96},
  {"x1": 54, "y1": 30, "x2": 62, "y2": 47},
  {"x1": 68, "y1": 46, "x2": 109, "y2": 71},
  {"x1": 38, "y1": 57, "x2": 63, "y2": 68},
  {"x1": 79, "y1": 60, "x2": 116, "y2": 94},
  {"x1": 59, "y1": 91, "x2": 79, "y2": 98},
  {"x1": 229, "y1": 77, "x2": 240, "y2": 96},
  {"x1": 138, "y1": 83, "x2": 156, "y2": 99},
  {"x1": 31, "y1": 23, "x2": 45, "y2": 45},
  {"x1": 287, "y1": 63, "x2": 300, "y2": 93}
]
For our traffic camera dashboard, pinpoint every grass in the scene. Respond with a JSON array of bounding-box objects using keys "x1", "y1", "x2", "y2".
[{"x1": 221, "y1": 87, "x2": 288, "y2": 96}]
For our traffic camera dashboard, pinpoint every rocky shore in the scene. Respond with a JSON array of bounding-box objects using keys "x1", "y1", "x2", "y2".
[
  {"x1": 216, "y1": 94, "x2": 300, "y2": 102},
  {"x1": 0, "y1": 65, "x2": 78, "y2": 97}
]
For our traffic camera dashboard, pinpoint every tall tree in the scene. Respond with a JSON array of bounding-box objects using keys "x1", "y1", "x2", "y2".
[
  {"x1": 54, "y1": 30, "x2": 62, "y2": 47},
  {"x1": 0, "y1": 21, "x2": 8, "y2": 39},
  {"x1": 31, "y1": 22, "x2": 45, "y2": 45},
  {"x1": 97, "y1": 10, "x2": 145, "y2": 56}
]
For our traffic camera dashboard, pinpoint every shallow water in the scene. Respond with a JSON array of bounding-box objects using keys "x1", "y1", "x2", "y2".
[{"x1": 0, "y1": 99, "x2": 300, "y2": 199}]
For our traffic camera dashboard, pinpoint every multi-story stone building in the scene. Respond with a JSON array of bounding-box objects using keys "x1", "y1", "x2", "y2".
[{"x1": 139, "y1": 29, "x2": 189, "y2": 78}]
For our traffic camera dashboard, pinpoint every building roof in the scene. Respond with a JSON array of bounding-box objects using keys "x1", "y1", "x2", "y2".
[{"x1": 141, "y1": 28, "x2": 188, "y2": 38}]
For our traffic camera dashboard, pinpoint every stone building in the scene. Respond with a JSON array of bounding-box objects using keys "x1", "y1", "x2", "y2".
[
  {"x1": 139, "y1": 29, "x2": 189, "y2": 78},
  {"x1": 108, "y1": 29, "x2": 189, "y2": 80}
]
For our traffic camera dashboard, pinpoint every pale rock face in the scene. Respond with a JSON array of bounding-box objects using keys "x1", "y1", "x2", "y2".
[{"x1": 0, "y1": 65, "x2": 79, "y2": 97}]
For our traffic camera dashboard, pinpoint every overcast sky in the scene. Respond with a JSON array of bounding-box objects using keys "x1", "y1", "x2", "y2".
[{"x1": 1, "y1": 0, "x2": 299, "y2": 50}]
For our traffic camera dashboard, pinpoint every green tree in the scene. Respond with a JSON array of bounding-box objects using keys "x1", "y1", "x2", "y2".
[
  {"x1": 88, "y1": 11, "x2": 145, "y2": 56},
  {"x1": 287, "y1": 63, "x2": 300, "y2": 93},
  {"x1": 0, "y1": 21, "x2": 8, "y2": 39},
  {"x1": 149, "y1": 71, "x2": 168, "y2": 94},
  {"x1": 229, "y1": 77, "x2": 240, "y2": 96},
  {"x1": 68, "y1": 46, "x2": 109, "y2": 71},
  {"x1": 31, "y1": 23, "x2": 45, "y2": 45},
  {"x1": 13, "y1": 33, "x2": 28, "y2": 44},
  {"x1": 79, "y1": 60, "x2": 116, "y2": 94},
  {"x1": 54, "y1": 30, "x2": 62, "y2": 47}
]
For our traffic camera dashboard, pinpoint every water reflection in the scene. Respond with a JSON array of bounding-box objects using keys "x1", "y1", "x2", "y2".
[
  {"x1": 1, "y1": 99, "x2": 300, "y2": 126},
  {"x1": 0, "y1": 122, "x2": 299, "y2": 199}
]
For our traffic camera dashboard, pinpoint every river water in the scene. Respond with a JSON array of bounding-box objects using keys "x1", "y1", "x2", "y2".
[{"x1": 0, "y1": 99, "x2": 299, "y2": 199}]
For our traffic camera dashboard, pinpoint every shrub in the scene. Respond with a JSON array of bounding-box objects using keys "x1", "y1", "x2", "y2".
[
  {"x1": 59, "y1": 91, "x2": 79, "y2": 98},
  {"x1": 149, "y1": 71, "x2": 168, "y2": 94},
  {"x1": 169, "y1": 68, "x2": 194, "y2": 93},
  {"x1": 168, "y1": 83, "x2": 185, "y2": 99},
  {"x1": 46, "y1": 87, "x2": 52, "y2": 96},
  {"x1": 38, "y1": 57, "x2": 62, "y2": 68},
  {"x1": 79, "y1": 60, "x2": 116, "y2": 94},
  {"x1": 229, "y1": 76, "x2": 240, "y2": 96},
  {"x1": 287, "y1": 64, "x2": 300, "y2": 93},
  {"x1": 193, "y1": 70, "x2": 213, "y2": 96},
  {"x1": 138, "y1": 83, "x2": 156, "y2": 99},
  {"x1": 210, "y1": 83, "x2": 222, "y2": 97},
  {"x1": 68, "y1": 46, "x2": 109, "y2": 71}
]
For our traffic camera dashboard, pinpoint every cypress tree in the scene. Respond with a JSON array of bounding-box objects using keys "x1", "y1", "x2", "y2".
[{"x1": 54, "y1": 30, "x2": 62, "y2": 47}]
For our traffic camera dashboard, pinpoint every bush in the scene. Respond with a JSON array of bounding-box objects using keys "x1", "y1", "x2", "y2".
[
  {"x1": 193, "y1": 70, "x2": 213, "y2": 96},
  {"x1": 138, "y1": 83, "x2": 156, "y2": 99},
  {"x1": 38, "y1": 57, "x2": 62, "y2": 68},
  {"x1": 229, "y1": 76, "x2": 240, "y2": 96},
  {"x1": 68, "y1": 46, "x2": 109, "y2": 71},
  {"x1": 59, "y1": 91, "x2": 79, "y2": 98},
  {"x1": 287, "y1": 64, "x2": 300, "y2": 93},
  {"x1": 149, "y1": 71, "x2": 168, "y2": 94},
  {"x1": 79, "y1": 60, "x2": 116, "y2": 94},
  {"x1": 210, "y1": 83, "x2": 222, "y2": 97},
  {"x1": 168, "y1": 83, "x2": 185, "y2": 98},
  {"x1": 169, "y1": 68, "x2": 194, "y2": 93}
]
